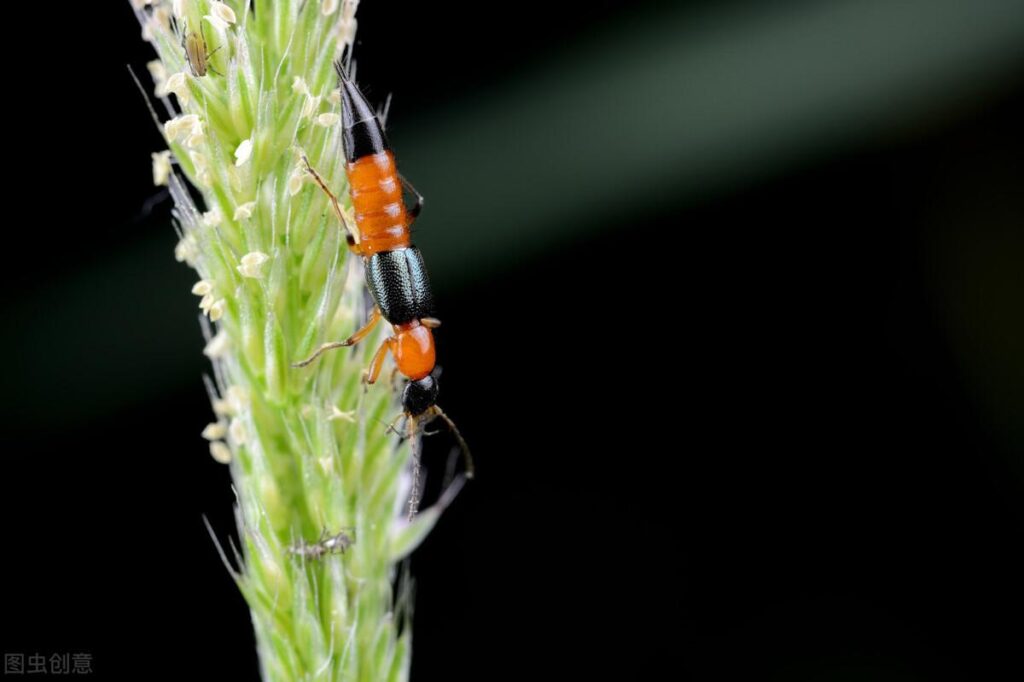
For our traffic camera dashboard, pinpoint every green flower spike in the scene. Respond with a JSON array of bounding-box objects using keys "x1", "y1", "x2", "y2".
[{"x1": 131, "y1": 1, "x2": 465, "y2": 679}]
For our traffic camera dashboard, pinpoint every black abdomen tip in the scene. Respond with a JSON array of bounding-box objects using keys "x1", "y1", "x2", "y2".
[{"x1": 338, "y1": 69, "x2": 390, "y2": 161}]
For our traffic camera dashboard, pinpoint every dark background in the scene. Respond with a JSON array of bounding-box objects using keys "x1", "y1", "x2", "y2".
[{"x1": 3, "y1": 1, "x2": 1024, "y2": 679}]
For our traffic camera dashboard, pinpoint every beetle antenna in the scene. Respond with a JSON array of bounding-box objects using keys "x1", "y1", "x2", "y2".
[
  {"x1": 378, "y1": 412, "x2": 407, "y2": 438},
  {"x1": 430, "y1": 406, "x2": 475, "y2": 480}
]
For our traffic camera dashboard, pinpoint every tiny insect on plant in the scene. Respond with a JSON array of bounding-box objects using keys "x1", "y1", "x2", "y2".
[
  {"x1": 288, "y1": 528, "x2": 355, "y2": 559},
  {"x1": 180, "y1": 22, "x2": 221, "y2": 77}
]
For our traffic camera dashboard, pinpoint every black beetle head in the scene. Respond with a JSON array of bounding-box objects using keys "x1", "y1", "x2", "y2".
[{"x1": 402, "y1": 375, "x2": 439, "y2": 417}]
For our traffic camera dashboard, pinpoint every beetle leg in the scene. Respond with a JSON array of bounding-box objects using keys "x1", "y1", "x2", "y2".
[
  {"x1": 302, "y1": 155, "x2": 362, "y2": 253},
  {"x1": 292, "y1": 308, "x2": 382, "y2": 368},
  {"x1": 399, "y1": 173, "x2": 424, "y2": 222},
  {"x1": 363, "y1": 336, "x2": 397, "y2": 385}
]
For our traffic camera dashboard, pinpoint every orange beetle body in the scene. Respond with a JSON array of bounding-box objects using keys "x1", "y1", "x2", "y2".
[{"x1": 294, "y1": 58, "x2": 474, "y2": 514}]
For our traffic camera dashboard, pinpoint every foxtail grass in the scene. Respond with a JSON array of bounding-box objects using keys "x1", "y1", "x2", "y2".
[{"x1": 131, "y1": 1, "x2": 462, "y2": 679}]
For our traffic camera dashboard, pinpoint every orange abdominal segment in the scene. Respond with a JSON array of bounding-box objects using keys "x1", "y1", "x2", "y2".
[
  {"x1": 347, "y1": 151, "x2": 410, "y2": 256},
  {"x1": 393, "y1": 323, "x2": 435, "y2": 381}
]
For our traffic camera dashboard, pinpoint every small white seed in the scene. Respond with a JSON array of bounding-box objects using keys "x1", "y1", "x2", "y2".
[
  {"x1": 164, "y1": 114, "x2": 199, "y2": 142},
  {"x1": 210, "y1": 1, "x2": 236, "y2": 24},
  {"x1": 212, "y1": 398, "x2": 233, "y2": 417},
  {"x1": 151, "y1": 151, "x2": 172, "y2": 186},
  {"x1": 164, "y1": 71, "x2": 191, "y2": 105},
  {"x1": 147, "y1": 60, "x2": 168, "y2": 94},
  {"x1": 209, "y1": 298, "x2": 227, "y2": 321},
  {"x1": 237, "y1": 251, "x2": 270, "y2": 278},
  {"x1": 174, "y1": 235, "x2": 198, "y2": 264},
  {"x1": 288, "y1": 166, "x2": 306, "y2": 196},
  {"x1": 210, "y1": 441, "x2": 232, "y2": 464},
  {"x1": 203, "y1": 330, "x2": 230, "y2": 358},
  {"x1": 328, "y1": 406, "x2": 357, "y2": 423},
  {"x1": 316, "y1": 113, "x2": 340, "y2": 127},
  {"x1": 234, "y1": 138, "x2": 253, "y2": 166},
  {"x1": 202, "y1": 206, "x2": 222, "y2": 227},
  {"x1": 202, "y1": 422, "x2": 228, "y2": 440},
  {"x1": 233, "y1": 202, "x2": 256, "y2": 220}
]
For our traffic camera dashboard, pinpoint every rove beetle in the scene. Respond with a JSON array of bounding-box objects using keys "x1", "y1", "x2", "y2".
[{"x1": 295, "y1": 58, "x2": 474, "y2": 511}]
